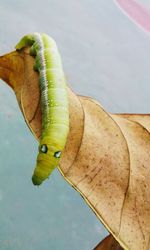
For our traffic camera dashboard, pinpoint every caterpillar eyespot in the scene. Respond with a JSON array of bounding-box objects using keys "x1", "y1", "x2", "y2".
[
  {"x1": 54, "y1": 151, "x2": 61, "y2": 158},
  {"x1": 16, "y1": 33, "x2": 69, "y2": 186},
  {"x1": 40, "y1": 144, "x2": 48, "y2": 154}
]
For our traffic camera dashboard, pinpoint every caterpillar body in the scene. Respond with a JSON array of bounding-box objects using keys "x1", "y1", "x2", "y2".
[{"x1": 16, "y1": 33, "x2": 69, "y2": 185}]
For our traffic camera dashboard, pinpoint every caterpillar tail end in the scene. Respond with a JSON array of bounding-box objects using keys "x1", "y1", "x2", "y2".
[
  {"x1": 32, "y1": 175, "x2": 43, "y2": 186},
  {"x1": 15, "y1": 34, "x2": 35, "y2": 50}
]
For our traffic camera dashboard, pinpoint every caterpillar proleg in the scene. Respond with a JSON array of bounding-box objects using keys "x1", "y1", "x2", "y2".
[{"x1": 16, "y1": 33, "x2": 69, "y2": 185}]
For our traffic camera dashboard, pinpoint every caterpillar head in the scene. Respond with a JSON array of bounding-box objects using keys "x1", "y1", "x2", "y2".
[{"x1": 32, "y1": 142, "x2": 62, "y2": 185}]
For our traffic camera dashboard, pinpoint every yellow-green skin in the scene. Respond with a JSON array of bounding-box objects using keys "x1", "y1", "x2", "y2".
[{"x1": 16, "y1": 33, "x2": 69, "y2": 185}]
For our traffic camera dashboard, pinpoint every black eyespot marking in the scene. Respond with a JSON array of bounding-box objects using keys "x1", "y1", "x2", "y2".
[
  {"x1": 54, "y1": 151, "x2": 61, "y2": 158},
  {"x1": 40, "y1": 144, "x2": 48, "y2": 153}
]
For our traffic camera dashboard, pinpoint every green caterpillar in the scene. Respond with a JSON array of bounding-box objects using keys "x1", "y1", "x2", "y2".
[{"x1": 16, "y1": 33, "x2": 69, "y2": 185}]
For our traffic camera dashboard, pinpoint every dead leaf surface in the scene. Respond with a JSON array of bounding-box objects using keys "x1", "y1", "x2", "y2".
[
  {"x1": 0, "y1": 49, "x2": 150, "y2": 250},
  {"x1": 94, "y1": 234, "x2": 123, "y2": 250}
]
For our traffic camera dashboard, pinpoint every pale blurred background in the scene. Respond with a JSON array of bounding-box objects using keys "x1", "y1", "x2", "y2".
[{"x1": 0, "y1": 0, "x2": 150, "y2": 249}]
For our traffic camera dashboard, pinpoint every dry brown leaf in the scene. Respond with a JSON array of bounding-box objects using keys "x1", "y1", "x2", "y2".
[
  {"x1": 94, "y1": 234, "x2": 123, "y2": 250},
  {"x1": 0, "y1": 48, "x2": 150, "y2": 250}
]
